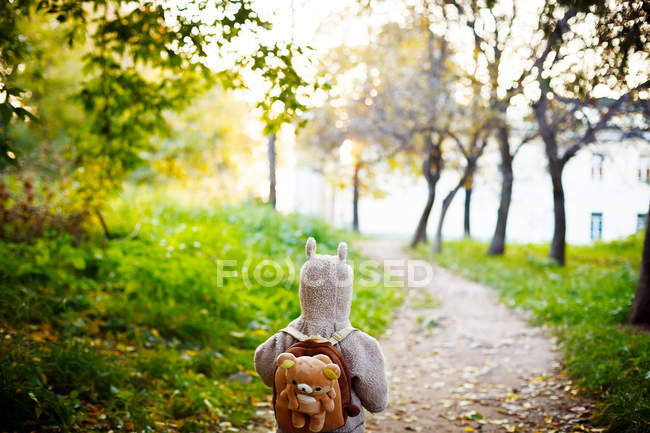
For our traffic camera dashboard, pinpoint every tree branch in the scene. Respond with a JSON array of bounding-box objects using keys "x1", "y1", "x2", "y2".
[
  {"x1": 512, "y1": 129, "x2": 539, "y2": 158},
  {"x1": 560, "y1": 79, "x2": 650, "y2": 165}
]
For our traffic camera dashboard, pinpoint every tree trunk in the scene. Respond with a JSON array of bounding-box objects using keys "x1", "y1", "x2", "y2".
[
  {"x1": 434, "y1": 151, "x2": 482, "y2": 253},
  {"x1": 432, "y1": 129, "x2": 487, "y2": 254},
  {"x1": 535, "y1": 95, "x2": 567, "y2": 265},
  {"x1": 463, "y1": 184, "x2": 472, "y2": 237},
  {"x1": 548, "y1": 160, "x2": 566, "y2": 265},
  {"x1": 433, "y1": 183, "x2": 462, "y2": 253},
  {"x1": 629, "y1": 203, "x2": 650, "y2": 326},
  {"x1": 411, "y1": 139, "x2": 442, "y2": 248},
  {"x1": 352, "y1": 162, "x2": 360, "y2": 233},
  {"x1": 488, "y1": 125, "x2": 513, "y2": 255},
  {"x1": 268, "y1": 133, "x2": 277, "y2": 209},
  {"x1": 412, "y1": 187, "x2": 435, "y2": 247}
]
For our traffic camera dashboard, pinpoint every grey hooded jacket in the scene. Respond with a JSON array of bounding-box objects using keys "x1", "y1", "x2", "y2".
[{"x1": 254, "y1": 238, "x2": 389, "y2": 433}]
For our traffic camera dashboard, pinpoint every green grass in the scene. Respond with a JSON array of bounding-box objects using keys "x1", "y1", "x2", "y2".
[
  {"x1": 411, "y1": 289, "x2": 439, "y2": 310},
  {"x1": 416, "y1": 235, "x2": 649, "y2": 433},
  {"x1": 0, "y1": 194, "x2": 403, "y2": 432}
]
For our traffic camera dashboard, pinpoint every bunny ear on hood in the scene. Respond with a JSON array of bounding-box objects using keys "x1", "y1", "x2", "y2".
[
  {"x1": 298, "y1": 239, "x2": 354, "y2": 331},
  {"x1": 306, "y1": 237, "x2": 316, "y2": 258},
  {"x1": 337, "y1": 242, "x2": 347, "y2": 262}
]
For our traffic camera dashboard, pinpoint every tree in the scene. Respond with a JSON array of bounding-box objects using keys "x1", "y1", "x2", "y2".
[
  {"x1": 442, "y1": 0, "x2": 538, "y2": 253},
  {"x1": 261, "y1": 44, "x2": 315, "y2": 210},
  {"x1": 268, "y1": 134, "x2": 277, "y2": 208},
  {"x1": 400, "y1": 21, "x2": 454, "y2": 247},
  {"x1": 366, "y1": 69, "x2": 450, "y2": 245},
  {"x1": 526, "y1": 1, "x2": 649, "y2": 265},
  {"x1": 1, "y1": 0, "x2": 313, "y2": 221},
  {"x1": 444, "y1": 0, "x2": 649, "y2": 259},
  {"x1": 298, "y1": 20, "x2": 417, "y2": 233},
  {"x1": 412, "y1": 132, "x2": 445, "y2": 246},
  {"x1": 0, "y1": 13, "x2": 91, "y2": 240},
  {"x1": 340, "y1": 139, "x2": 371, "y2": 233},
  {"x1": 432, "y1": 120, "x2": 490, "y2": 253},
  {"x1": 630, "y1": 205, "x2": 650, "y2": 327},
  {"x1": 345, "y1": 12, "x2": 457, "y2": 246},
  {"x1": 391, "y1": 2, "x2": 496, "y2": 253},
  {"x1": 487, "y1": 123, "x2": 537, "y2": 253},
  {"x1": 2, "y1": 1, "x2": 246, "y2": 164},
  {"x1": 259, "y1": 43, "x2": 316, "y2": 209},
  {"x1": 298, "y1": 99, "x2": 390, "y2": 233}
]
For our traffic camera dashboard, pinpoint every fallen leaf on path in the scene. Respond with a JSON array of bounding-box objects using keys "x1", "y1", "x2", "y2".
[
  {"x1": 461, "y1": 411, "x2": 483, "y2": 420},
  {"x1": 567, "y1": 406, "x2": 586, "y2": 413},
  {"x1": 439, "y1": 412, "x2": 456, "y2": 421}
]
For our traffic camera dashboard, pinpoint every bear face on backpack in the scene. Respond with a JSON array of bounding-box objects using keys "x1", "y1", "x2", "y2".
[
  {"x1": 277, "y1": 353, "x2": 340, "y2": 410},
  {"x1": 275, "y1": 353, "x2": 340, "y2": 432},
  {"x1": 254, "y1": 238, "x2": 389, "y2": 433}
]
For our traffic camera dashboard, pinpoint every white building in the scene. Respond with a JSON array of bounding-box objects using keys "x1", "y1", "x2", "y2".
[{"x1": 278, "y1": 140, "x2": 650, "y2": 244}]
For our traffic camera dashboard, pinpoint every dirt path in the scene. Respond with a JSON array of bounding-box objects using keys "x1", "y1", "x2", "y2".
[
  {"x1": 358, "y1": 240, "x2": 593, "y2": 433},
  {"x1": 249, "y1": 240, "x2": 593, "y2": 433}
]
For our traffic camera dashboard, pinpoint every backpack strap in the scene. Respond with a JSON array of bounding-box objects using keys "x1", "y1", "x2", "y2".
[
  {"x1": 328, "y1": 326, "x2": 357, "y2": 345},
  {"x1": 280, "y1": 326, "x2": 311, "y2": 342},
  {"x1": 280, "y1": 326, "x2": 357, "y2": 345}
]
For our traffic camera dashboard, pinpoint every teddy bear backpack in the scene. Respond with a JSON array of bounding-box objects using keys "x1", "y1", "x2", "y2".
[{"x1": 272, "y1": 328, "x2": 361, "y2": 433}]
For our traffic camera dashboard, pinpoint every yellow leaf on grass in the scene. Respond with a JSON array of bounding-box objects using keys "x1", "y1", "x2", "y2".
[{"x1": 31, "y1": 333, "x2": 47, "y2": 343}]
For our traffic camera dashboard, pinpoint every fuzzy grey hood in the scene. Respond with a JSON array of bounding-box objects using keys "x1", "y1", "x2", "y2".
[{"x1": 298, "y1": 237, "x2": 353, "y2": 329}]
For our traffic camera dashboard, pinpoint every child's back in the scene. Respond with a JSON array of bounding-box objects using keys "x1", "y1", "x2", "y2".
[{"x1": 254, "y1": 238, "x2": 388, "y2": 433}]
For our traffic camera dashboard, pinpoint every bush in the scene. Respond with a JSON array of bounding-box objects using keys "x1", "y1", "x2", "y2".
[{"x1": 0, "y1": 197, "x2": 403, "y2": 432}]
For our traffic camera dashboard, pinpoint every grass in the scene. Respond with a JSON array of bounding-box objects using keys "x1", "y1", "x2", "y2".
[
  {"x1": 0, "y1": 193, "x2": 404, "y2": 433},
  {"x1": 411, "y1": 289, "x2": 439, "y2": 310},
  {"x1": 415, "y1": 235, "x2": 649, "y2": 433}
]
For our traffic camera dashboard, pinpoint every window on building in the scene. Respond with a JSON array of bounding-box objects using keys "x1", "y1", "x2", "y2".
[
  {"x1": 638, "y1": 214, "x2": 648, "y2": 232},
  {"x1": 591, "y1": 153, "x2": 604, "y2": 180},
  {"x1": 638, "y1": 156, "x2": 650, "y2": 182},
  {"x1": 590, "y1": 212, "x2": 603, "y2": 241}
]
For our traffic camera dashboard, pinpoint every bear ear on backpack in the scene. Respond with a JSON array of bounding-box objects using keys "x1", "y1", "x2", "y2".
[
  {"x1": 323, "y1": 363, "x2": 341, "y2": 380},
  {"x1": 313, "y1": 354, "x2": 333, "y2": 364},
  {"x1": 277, "y1": 352, "x2": 296, "y2": 369},
  {"x1": 306, "y1": 237, "x2": 317, "y2": 258}
]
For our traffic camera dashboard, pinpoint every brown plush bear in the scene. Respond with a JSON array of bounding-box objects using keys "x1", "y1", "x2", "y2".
[{"x1": 276, "y1": 352, "x2": 341, "y2": 432}]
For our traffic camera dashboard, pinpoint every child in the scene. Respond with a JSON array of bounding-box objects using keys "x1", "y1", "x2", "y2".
[{"x1": 254, "y1": 238, "x2": 389, "y2": 433}]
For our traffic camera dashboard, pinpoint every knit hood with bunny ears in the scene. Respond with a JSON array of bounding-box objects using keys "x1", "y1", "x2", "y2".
[{"x1": 298, "y1": 237, "x2": 353, "y2": 330}]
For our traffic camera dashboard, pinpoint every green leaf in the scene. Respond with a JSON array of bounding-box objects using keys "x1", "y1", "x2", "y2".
[
  {"x1": 0, "y1": 103, "x2": 12, "y2": 125},
  {"x1": 116, "y1": 389, "x2": 134, "y2": 400},
  {"x1": 69, "y1": 256, "x2": 86, "y2": 270}
]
